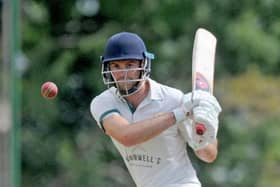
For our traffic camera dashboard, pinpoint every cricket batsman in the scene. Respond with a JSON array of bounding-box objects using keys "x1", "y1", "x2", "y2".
[{"x1": 90, "y1": 32, "x2": 222, "y2": 187}]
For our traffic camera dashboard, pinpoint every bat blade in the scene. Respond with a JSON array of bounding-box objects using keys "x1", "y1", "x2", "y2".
[
  {"x1": 192, "y1": 28, "x2": 216, "y2": 93},
  {"x1": 192, "y1": 28, "x2": 217, "y2": 135}
]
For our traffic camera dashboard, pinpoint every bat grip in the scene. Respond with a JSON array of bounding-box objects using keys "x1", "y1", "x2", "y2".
[{"x1": 195, "y1": 124, "x2": 206, "y2": 135}]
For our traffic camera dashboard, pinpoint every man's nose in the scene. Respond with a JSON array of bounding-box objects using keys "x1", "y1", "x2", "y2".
[{"x1": 116, "y1": 69, "x2": 128, "y2": 78}]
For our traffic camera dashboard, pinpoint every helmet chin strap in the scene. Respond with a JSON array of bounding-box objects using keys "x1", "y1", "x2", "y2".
[{"x1": 118, "y1": 80, "x2": 143, "y2": 97}]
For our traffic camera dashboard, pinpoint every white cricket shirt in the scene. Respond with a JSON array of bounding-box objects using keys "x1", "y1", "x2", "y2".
[{"x1": 90, "y1": 79, "x2": 201, "y2": 187}]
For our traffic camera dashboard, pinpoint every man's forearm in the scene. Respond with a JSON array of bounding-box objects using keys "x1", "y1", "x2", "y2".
[
  {"x1": 104, "y1": 112, "x2": 176, "y2": 147},
  {"x1": 123, "y1": 112, "x2": 176, "y2": 146}
]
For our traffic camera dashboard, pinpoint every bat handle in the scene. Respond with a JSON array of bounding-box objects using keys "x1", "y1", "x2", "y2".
[{"x1": 195, "y1": 124, "x2": 206, "y2": 135}]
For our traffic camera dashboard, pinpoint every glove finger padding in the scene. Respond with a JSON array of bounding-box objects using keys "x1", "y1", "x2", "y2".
[
  {"x1": 182, "y1": 93, "x2": 199, "y2": 113},
  {"x1": 192, "y1": 102, "x2": 220, "y2": 144},
  {"x1": 177, "y1": 90, "x2": 222, "y2": 151},
  {"x1": 179, "y1": 120, "x2": 210, "y2": 151},
  {"x1": 173, "y1": 93, "x2": 199, "y2": 123},
  {"x1": 178, "y1": 119, "x2": 193, "y2": 143},
  {"x1": 192, "y1": 90, "x2": 222, "y2": 113}
]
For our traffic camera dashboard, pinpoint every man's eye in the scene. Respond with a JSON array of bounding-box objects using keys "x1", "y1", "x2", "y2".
[
  {"x1": 110, "y1": 64, "x2": 119, "y2": 69},
  {"x1": 127, "y1": 62, "x2": 139, "y2": 68},
  {"x1": 127, "y1": 63, "x2": 134, "y2": 68}
]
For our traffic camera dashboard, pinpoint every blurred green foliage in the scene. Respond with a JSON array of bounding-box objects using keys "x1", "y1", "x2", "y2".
[{"x1": 13, "y1": 0, "x2": 280, "y2": 186}]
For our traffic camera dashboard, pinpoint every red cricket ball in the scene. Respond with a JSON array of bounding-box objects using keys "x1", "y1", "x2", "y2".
[{"x1": 41, "y1": 81, "x2": 58, "y2": 99}]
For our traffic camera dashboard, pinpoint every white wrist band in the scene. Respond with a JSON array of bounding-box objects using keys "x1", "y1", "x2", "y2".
[{"x1": 173, "y1": 108, "x2": 185, "y2": 123}]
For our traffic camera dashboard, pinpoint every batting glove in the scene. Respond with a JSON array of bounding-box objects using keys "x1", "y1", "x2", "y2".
[
  {"x1": 179, "y1": 119, "x2": 210, "y2": 151},
  {"x1": 191, "y1": 93, "x2": 221, "y2": 150},
  {"x1": 173, "y1": 93, "x2": 197, "y2": 123},
  {"x1": 177, "y1": 90, "x2": 222, "y2": 150},
  {"x1": 173, "y1": 90, "x2": 221, "y2": 123}
]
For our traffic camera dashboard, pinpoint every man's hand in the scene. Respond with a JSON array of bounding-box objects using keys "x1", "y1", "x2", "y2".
[
  {"x1": 177, "y1": 90, "x2": 222, "y2": 150},
  {"x1": 173, "y1": 93, "x2": 197, "y2": 123},
  {"x1": 192, "y1": 92, "x2": 221, "y2": 141}
]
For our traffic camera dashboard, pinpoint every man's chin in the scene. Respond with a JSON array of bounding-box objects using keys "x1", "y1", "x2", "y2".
[{"x1": 118, "y1": 87, "x2": 131, "y2": 93}]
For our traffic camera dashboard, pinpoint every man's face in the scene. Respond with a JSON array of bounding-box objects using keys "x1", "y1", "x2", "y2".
[{"x1": 109, "y1": 60, "x2": 141, "y2": 92}]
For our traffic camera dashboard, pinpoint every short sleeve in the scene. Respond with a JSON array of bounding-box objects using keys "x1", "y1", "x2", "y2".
[{"x1": 90, "y1": 93, "x2": 120, "y2": 132}]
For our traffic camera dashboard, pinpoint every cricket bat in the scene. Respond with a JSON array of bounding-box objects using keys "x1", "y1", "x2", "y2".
[{"x1": 192, "y1": 28, "x2": 217, "y2": 135}]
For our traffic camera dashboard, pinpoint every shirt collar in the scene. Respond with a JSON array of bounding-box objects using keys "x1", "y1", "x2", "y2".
[{"x1": 147, "y1": 78, "x2": 163, "y2": 101}]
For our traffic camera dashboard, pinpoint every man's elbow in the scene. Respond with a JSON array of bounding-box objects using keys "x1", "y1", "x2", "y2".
[
  {"x1": 119, "y1": 139, "x2": 134, "y2": 147},
  {"x1": 117, "y1": 134, "x2": 138, "y2": 147},
  {"x1": 106, "y1": 128, "x2": 137, "y2": 147}
]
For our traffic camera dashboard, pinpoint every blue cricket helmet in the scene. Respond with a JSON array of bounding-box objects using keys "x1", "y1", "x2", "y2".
[
  {"x1": 101, "y1": 32, "x2": 154, "y2": 63},
  {"x1": 101, "y1": 32, "x2": 155, "y2": 96}
]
